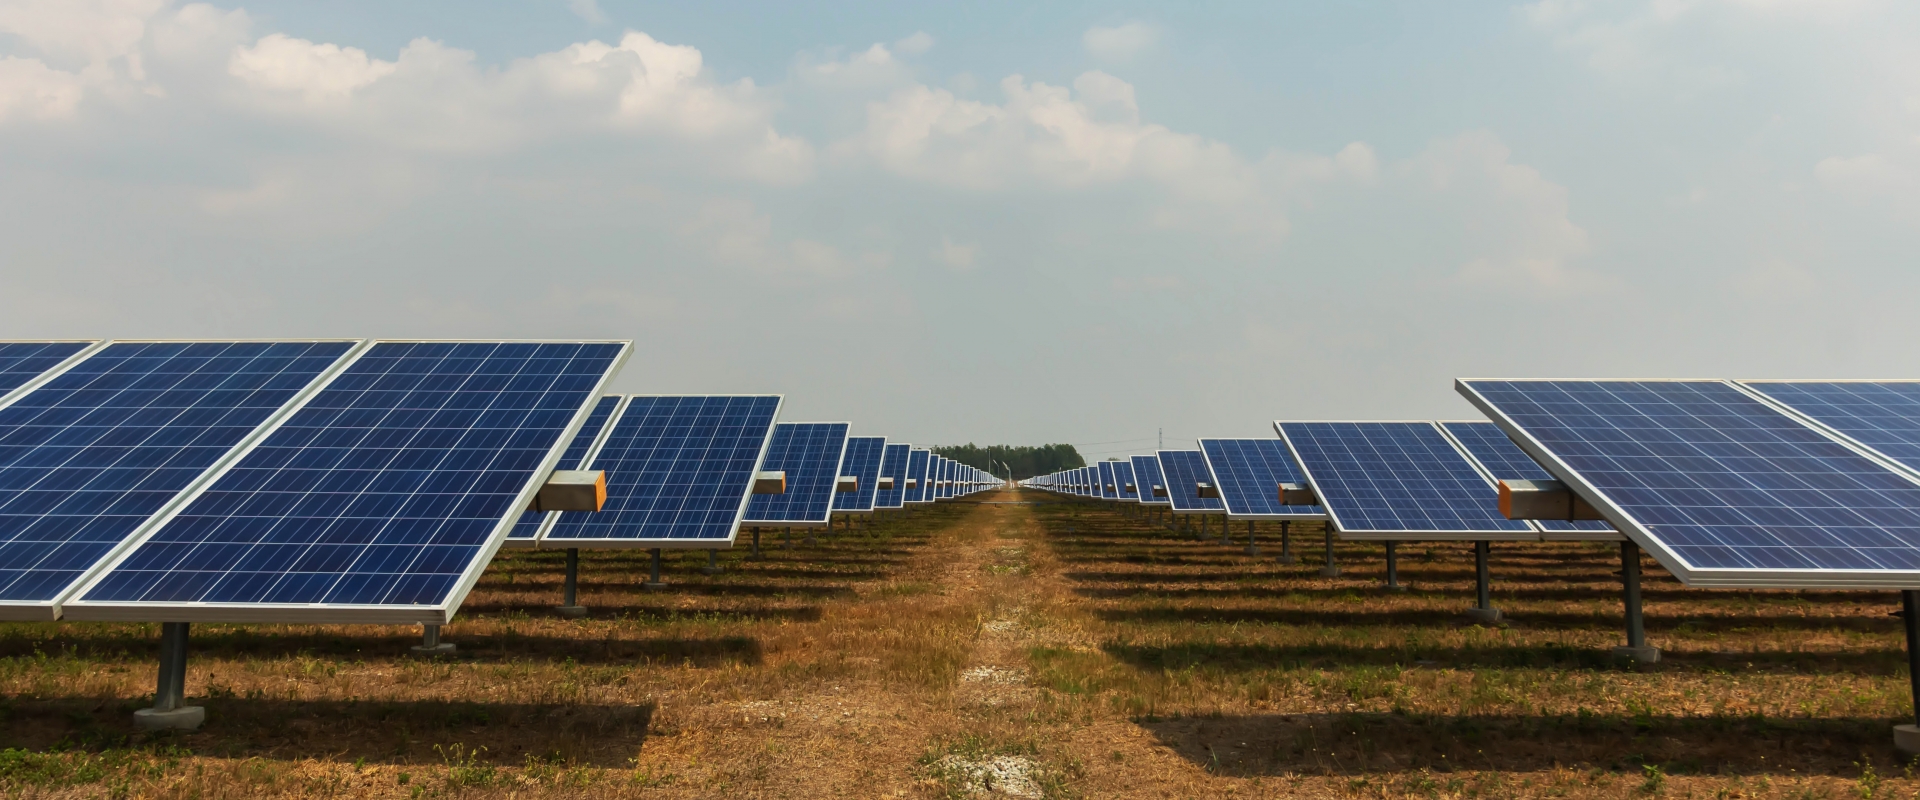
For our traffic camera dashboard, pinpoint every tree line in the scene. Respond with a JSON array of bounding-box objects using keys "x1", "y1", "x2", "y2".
[{"x1": 930, "y1": 444, "x2": 1085, "y2": 480}]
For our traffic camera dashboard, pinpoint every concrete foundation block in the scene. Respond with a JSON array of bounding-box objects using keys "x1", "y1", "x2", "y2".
[
  {"x1": 134, "y1": 706, "x2": 204, "y2": 732},
  {"x1": 1464, "y1": 607, "x2": 1503, "y2": 624},
  {"x1": 1895, "y1": 724, "x2": 1920, "y2": 755},
  {"x1": 554, "y1": 606, "x2": 588, "y2": 619},
  {"x1": 1318, "y1": 565, "x2": 1342, "y2": 577},
  {"x1": 409, "y1": 643, "x2": 456, "y2": 656},
  {"x1": 1611, "y1": 645, "x2": 1661, "y2": 664}
]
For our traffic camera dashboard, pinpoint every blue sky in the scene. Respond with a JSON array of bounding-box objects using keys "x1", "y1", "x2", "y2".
[{"x1": 1, "y1": 1, "x2": 1915, "y2": 458}]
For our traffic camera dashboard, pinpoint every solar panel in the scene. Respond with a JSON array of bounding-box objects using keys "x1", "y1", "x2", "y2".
[
  {"x1": 1111, "y1": 460, "x2": 1139, "y2": 501},
  {"x1": 1275, "y1": 421, "x2": 1537, "y2": 540},
  {"x1": 0, "y1": 340, "x2": 360, "y2": 619},
  {"x1": 832, "y1": 436, "x2": 887, "y2": 513},
  {"x1": 1157, "y1": 450, "x2": 1225, "y2": 514},
  {"x1": 67, "y1": 341, "x2": 630, "y2": 623},
  {"x1": 503, "y1": 394, "x2": 622, "y2": 548},
  {"x1": 1097, "y1": 461, "x2": 1119, "y2": 500},
  {"x1": 935, "y1": 458, "x2": 954, "y2": 499},
  {"x1": 0, "y1": 341, "x2": 98, "y2": 405},
  {"x1": 1197, "y1": 438, "x2": 1327, "y2": 520},
  {"x1": 543, "y1": 395, "x2": 781, "y2": 548},
  {"x1": 875, "y1": 443, "x2": 911, "y2": 509},
  {"x1": 1459, "y1": 379, "x2": 1920, "y2": 587},
  {"x1": 1131, "y1": 455, "x2": 1168, "y2": 504},
  {"x1": 1438, "y1": 421, "x2": 1619, "y2": 541},
  {"x1": 743, "y1": 422, "x2": 849, "y2": 526},
  {"x1": 904, "y1": 449, "x2": 931, "y2": 503},
  {"x1": 1742, "y1": 381, "x2": 1920, "y2": 479}
]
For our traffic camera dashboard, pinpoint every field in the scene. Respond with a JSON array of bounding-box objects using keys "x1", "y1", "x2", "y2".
[{"x1": 0, "y1": 489, "x2": 1916, "y2": 798}]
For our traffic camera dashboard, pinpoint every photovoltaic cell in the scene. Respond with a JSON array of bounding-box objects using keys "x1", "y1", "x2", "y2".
[
  {"x1": 744, "y1": 423, "x2": 849, "y2": 526},
  {"x1": 833, "y1": 436, "x2": 887, "y2": 513},
  {"x1": 876, "y1": 443, "x2": 910, "y2": 509},
  {"x1": 1111, "y1": 460, "x2": 1138, "y2": 501},
  {"x1": 905, "y1": 449, "x2": 931, "y2": 503},
  {"x1": 71, "y1": 341, "x2": 627, "y2": 620},
  {"x1": 542, "y1": 395, "x2": 779, "y2": 546},
  {"x1": 1275, "y1": 421, "x2": 1535, "y2": 539},
  {"x1": 1438, "y1": 421, "x2": 1616, "y2": 537},
  {"x1": 1131, "y1": 455, "x2": 1168, "y2": 504},
  {"x1": 1197, "y1": 438, "x2": 1326, "y2": 520},
  {"x1": 1743, "y1": 381, "x2": 1920, "y2": 477},
  {"x1": 1157, "y1": 450, "x2": 1225, "y2": 513},
  {"x1": 0, "y1": 342, "x2": 94, "y2": 400},
  {"x1": 0, "y1": 341, "x2": 357, "y2": 615},
  {"x1": 505, "y1": 394, "x2": 621, "y2": 545},
  {"x1": 1459, "y1": 379, "x2": 1920, "y2": 586},
  {"x1": 1097, "y1": 461, "x2": 1119, "y2": 500}
]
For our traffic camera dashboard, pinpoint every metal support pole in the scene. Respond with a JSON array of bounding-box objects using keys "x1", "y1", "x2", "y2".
[
  {"x1": 750, "y1": 528, "x2": 763, "y2": 560},
  {"x1": 644, "y1": 548, "x2": 666, "y2": 591},
  {"x1": 1611, "y1": 541, "x2": 1657, "y2": 661},
  {"x1": 135, "y1": 622, "x2": 203, "y2": 730},
  {"x1": 1278, "y1": 520, "x2": 1295, "y2": 564},
  {"x1": 1384, "y1": 541, "x2": 1402, "y2": 590},
  {"x1": 1319, "y1": 526, "x2": 1340, "y2": 577},
  {"x1": 783, "y1": 527, "x2": 791, "y2": 548},
  {"x1": 1244, "y1": 521, "x2": 1260, "y2": 556},
  {"x1": 1901, "y1": 590, "x2": 1920, "y2": 753},
  {"x1": 556, "y1": 548, "x2": 586, "y2": 617},
  {"x1": 1464, "y1": 541, "x2": 1501, "y2": 622},
  {"x1": 411, "y1": 621, "x2": 455, "y2": 655},
  {"x1": 1218, "y1": 516, "x2": 1230, "y2": 546},
  {"x1": 702, "y1": 548, "x2": 722, "y2": 575}
]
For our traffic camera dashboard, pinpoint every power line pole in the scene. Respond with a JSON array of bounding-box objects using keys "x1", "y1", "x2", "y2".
[{"x1": 1158, "y1": 428, "x2": 1162, "y2": 449}]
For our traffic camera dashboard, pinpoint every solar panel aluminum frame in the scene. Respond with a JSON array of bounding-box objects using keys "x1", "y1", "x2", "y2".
[
  {"x1": 538, "y1": 394, "x2": 782, "y2": 549},
  {"x1": 1434, "y1": 420, "x2": 1623, "y2": 543},
  {"x1": 1274, "y1": 420, "x2": 1543, "y2": 542},
  {"x1": 1457, "y1": 378, "x2": 1920, "y2": 588},
  {"x1": 1195, "y1": 438, "x2": 1329, "y2": 522},
  {"x1": 0, "y1": 338, "x2": 371, "y2": 621},
  {"x1": 0, "y1": 340, "x2": 107, "y2": 410},
  {"x1": 63, "y1": 339, "x2": 632, "y2": 625}
]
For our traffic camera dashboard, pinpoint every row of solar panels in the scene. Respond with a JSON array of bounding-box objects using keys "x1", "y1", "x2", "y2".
[
  {"x1": 1021, "y1": 380, "x2": 1920, "y2": 590},
  {"x1": 0, "y1": 339, "x2": 1004, "y2": 626}
]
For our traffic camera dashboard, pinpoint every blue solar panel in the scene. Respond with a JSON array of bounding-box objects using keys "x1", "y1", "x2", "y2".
[
  {"x1": 1743, "y1": 382, "x2": 1920, "y2": 477},
  {"x1": 0, "y1": 342, "x2": 94, "y2": 401},
  {"x1": 833, "y1": 436, "x2": 887, "y2": 513},
  {"x1": 1157, "y1": 450, "x2": 1225, "y2": 513},
  {"x1": 0, "y1": 341, "x2": 357, "y2": 615},
  {"x1": 933, "y1": 457, "x2": 951, "y2": 499},
  {"x1": 1197, "y1": 438, "x2": 1326, "y2": 520},
  {"x1": 505, "y1": 395, "x2": 622, "y2": 545},
  {"x1": 543, "y1": 395, "x2": 779, "y2": 546},
  {"x1": 1460, "y1": 379, "x2": 1920, "y2": 586},
  {"x1": 1438, "y1": 421, "x2": 1616, "y2": 538},
  {"x1": 904, "y1": 449, "x2": 931, "y2": 503},
  {"x1": 876, "y1": 443, "x2": 910, "y2": 509},
  {"x1": 744, "y1": 423, "x2": 849, "y2": 525},
  {"x1": 1095, "y1": 461, "x2": 1117, "y2": 500},
  {"x1": 1131, "y1": 455, "x2": 1168, "y2": 504},
  {"x1": 1275, "y1": 422, "x2": 1536, "y2": 539},
  {"x1": 71, "y1": 341, "x2": 628, "y2": 619},
  {"x1": 1111, "y1": 460, "x2": 1138, "y2": 500}
]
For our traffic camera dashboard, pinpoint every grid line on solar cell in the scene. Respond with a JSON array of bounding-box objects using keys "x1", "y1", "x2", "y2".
[
  {"x1": 1275, "y1": 421, "x2": 1536, "y2": 538},
  {"x1": 1157, "y1": 450, "x2": 1225, "y2": 513},
  {"x1": 1130, "y1": 456, "x2": 1168, "y2": 504},
  {"x1": 0, "y1": 342, "x2": 99, "y2": 406},
  {"x1": 1459, "y1": 379, "x2": 1920, "y2": 586},
  {"x1": 904, "y1": 449, "x2": 931, "y2": 503},
  {"x1": 1196, "y1": 438, "x2": 1327, "y2": 520},
  {"x1": 69, "y1": 340, "x2": 628, "y2": 621},
  {"x1": 875, "y1": 443, "x2": 911, "y2": 509},
  {"x1": 543, "y1": 395, "x2": 780, "y2": 546},
  {"x1": 0, "y1": 340, "x2": 361, "y2": 616},
  {"x1": 832, "y1": 436, "x2": 887, "y2": 513},
  {"x1": 1741, "y1": 381, "x2": 1920, "y2": 480},
  {"x1": 1111, "y1": 460, "x2": 1138, "y2": 501},
  {"x1": 743, "y1": 423, "x2": 849, "y2": 525},
  {"x1": 1437, "y1": 421, "x2": 1617, "y2": 538},
  {"x1": 505, "y1": 395, "x2": 623, "y2": 545}
]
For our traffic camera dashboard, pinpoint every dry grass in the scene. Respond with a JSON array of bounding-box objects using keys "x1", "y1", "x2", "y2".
[{"x1": 0, "y1": 491, "x2": 1916, "y2": 798}]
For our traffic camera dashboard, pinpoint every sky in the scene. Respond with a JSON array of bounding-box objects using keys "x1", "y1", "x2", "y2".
[{"x1": 2, "y1": 0, "x2": 1917, "y2": 459}]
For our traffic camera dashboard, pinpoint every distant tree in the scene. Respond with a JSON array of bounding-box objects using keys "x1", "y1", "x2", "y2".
[{"x1": 929, "y1": 443, "x2": 1085, "y2": 480}]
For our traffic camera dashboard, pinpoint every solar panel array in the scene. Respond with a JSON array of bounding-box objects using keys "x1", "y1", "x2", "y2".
[
  {"x1": 1275, "y1": 421, "x2": 1535, "y2": 540},
  {"x1": 743, "y1": 422, "x2": 849, "y2": 527},
  {"x1": 1438, "y1": 420, "x2": 1618, "y2": 540},
  {"x1": 1197, "y1": 438, "x2": 1326, "y2": 520},
  {"x1": 1111, "y1": 460, "x2": 1138, "y2": 501},
  {"x1": 875, "y1": 443, "x2": 911, "y2": 509},
  {"x1": 69, "y1": 340, "x2": 630, "y2": 623},
  {"x1": 1097, "y1": 461, "x2": 1119, "y2": 500},
  {"x1": 905, "y1": 449, "x2": 932, "y2": 503},
  {"x1": 0, "y1": 341, "x2": 95, "y2": 401},
  {"x1": 505, "y1": 394, "x2": 622, "y2": 547},
  {"x1": 543, "y1": 395, "x2": 781, "y2": 548},
  {"x1": 832, "y1": 436, "x2": 887, "y2": 513}
]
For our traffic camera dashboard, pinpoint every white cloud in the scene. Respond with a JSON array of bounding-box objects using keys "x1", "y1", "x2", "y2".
[
  {"x1": 1814, "y1": 153, "x2": 1910, "y2": 195},
  {"x1": 894, "y1": 31, "x2": 934, "y2": 56},
  {"x1": 0, "y1": 0, "x2": 165, "y2": 64},
  {"x1": 937, "y1": 237, "x2": 976, "y2": 270},
  {"x1": 228, "y1": 33, "x2": 395, "y2": 102},
  {"x1": 0, "y1": 56, "x2": 85, "y2": 120},
  {"x1": 1082, "y1": 22, "x2": 1156, "y2": 61},
  {"x1": 567, "y1": 0, "x2": 607, "y2": 25}
]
